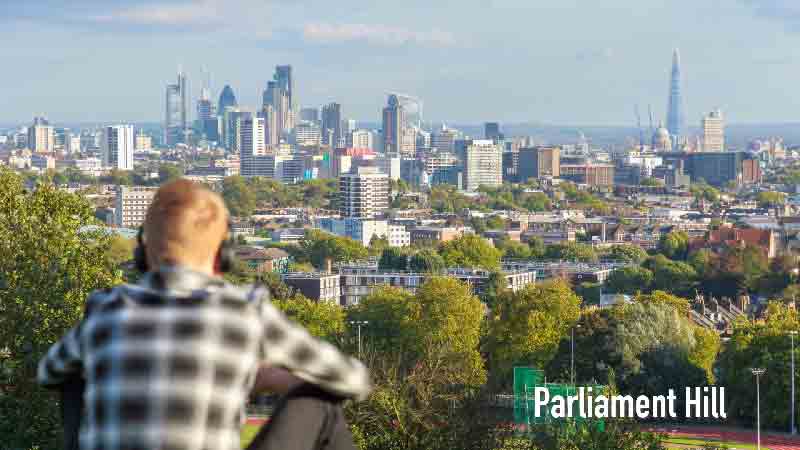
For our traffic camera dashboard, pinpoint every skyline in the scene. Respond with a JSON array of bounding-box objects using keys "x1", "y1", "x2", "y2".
[{"x1": 4, "y1": 1, "x2": 800, "y2": 125}]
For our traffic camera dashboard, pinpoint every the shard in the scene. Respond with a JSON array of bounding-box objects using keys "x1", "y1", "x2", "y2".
[{"x1": 666, "y1": 48, "x2": 684, "y2": 139}]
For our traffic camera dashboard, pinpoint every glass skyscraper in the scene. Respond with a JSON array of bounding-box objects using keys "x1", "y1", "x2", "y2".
[{"x1": 666, "y1": 48, "x2": 684, "y2": 140}]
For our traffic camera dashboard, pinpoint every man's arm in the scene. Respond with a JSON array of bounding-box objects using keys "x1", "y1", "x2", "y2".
[
  {"x1": 258, "y1": 301, "x2": 372, "y2": 401},
  {"x1": 37, "y1": 325, "x2": 83, "y2": 387}
]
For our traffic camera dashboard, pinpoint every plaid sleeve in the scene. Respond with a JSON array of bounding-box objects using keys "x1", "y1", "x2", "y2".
[
  {"x1": 37, "y1": 325, "x2": 83, "y2": 387},
  {"x1": 258, "y1": 300, "x2": 372, "y2": 401}
]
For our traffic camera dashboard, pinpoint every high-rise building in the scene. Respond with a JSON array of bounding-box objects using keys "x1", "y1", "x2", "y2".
[
  {"x1": 240, "y1": 116, "x2": 270, "y2": 178},
  {"x1": 484, "y1": 122, "x2": 503, "y2": 141},
  {"x1": 321, "y1": 103, "x2": 343, "y2": 148},
  {"x1": 339, "y1": 166, "x2": 389, "y2": 219},
  {"x1": 685, "y1": 152, "x2": 759, "y2": 186},
  {"x1": 294, "y1": 121, "x2": 321, "y2": 147},
  {"x1": 223, "y1": 108, "x2": 250, "y2": 153},
  {"x1": 164, "y1": 70, "x2": 189, "y2": 146},
  {"x1": 666, "y1": 49, "x2": 684, "y2": 139},
  {"x1": 218, "y1": 85, "x2": 238, "y2": 114},
  {"x1": 262, "y1": 65, "x2": 296, "y2": 138},
  {"x1": 101, "y1": 125, "x2": 135, "y2": 171},
  {"x1": 300, "y1": 107, "x2": 319, "y2": 123},
  {"x1": 135, "y1": 131, "x2": 153, "y2": 152},
  {"x1": 382, "y1": 94, "x2": 404, "y2": 155},
  {"x1": 115, "y1": 186, "x2": 158, "y2": 228},
  {"x1": 431, "y1": 125, "x2": 460, "y2": 152},
  {"x1": 348, "y1": 129, "x2": 374, "y2": 149},
  {"x1": 518, "y1": 146, "x2": 560, "y2": 181},
  {"x1": 261, "y1": 104, "x2": 280, "y2": 147},
  {"x1": 702, "y1": 109, "x2": 724, "y2": 152},
  {"x1": 462, "y1": 140, "x2": 502, "y2": 191},
  {"x1": 27, "y1": 117, "x2": 54, "y2": 153},
  {"x1": 559, "y1": 164, "x2": 614, "y2": 186}
]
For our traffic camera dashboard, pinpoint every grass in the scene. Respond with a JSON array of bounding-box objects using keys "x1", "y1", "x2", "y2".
[
  {"x1": 663, "y1": 436, "x2": 770, "y2": 450},
  {"x1": 242, "y1": 423, "x2": 262, "y2": 448}
]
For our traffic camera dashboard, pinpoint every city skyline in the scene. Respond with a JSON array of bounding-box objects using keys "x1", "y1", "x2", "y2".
[{"x1": 4, "y1": 1, "x2": 800, "y2": 125}]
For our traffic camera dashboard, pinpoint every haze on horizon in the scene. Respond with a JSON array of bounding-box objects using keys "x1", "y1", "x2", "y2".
[{"x1": 2, "y1": 0, "x2": 800, "y2": 126}]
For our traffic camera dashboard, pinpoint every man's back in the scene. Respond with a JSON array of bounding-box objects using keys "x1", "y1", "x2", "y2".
[{"x1": 39, "y1": 267, "x2": 370, "y2": 450}]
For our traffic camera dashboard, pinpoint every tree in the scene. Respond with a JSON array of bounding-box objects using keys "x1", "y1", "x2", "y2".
[
  {"x1": 408, "y1": 248, "x2": 446, "y2": 273},
  {"x1": 272, "y1": 296, "x2": 345, "y2": 343},
  {"x1": 527, "y1": 236, "x2": 546, "y2": 259},
  {"x1": 0, "y1": 169, "x2": 124, "y2": 449},
  {"x1": 544, "y1": 242, "x2": 598, "y2": 263},
  {"x1": 378, "y1": 247, "x2": 407, "y2": 271},
  {"x1": 657, "y1": 230, "x2": 689, "y2": 260},
  {"x1": 299, "y1": 229, "x2": 368, "y2": 269},
  {"x1": 605, "y1": 266, "x2": 653, "y2": 295},
  {"x1": 347, "y1": 286, "x2": 415, "y2": 356},
  {"x1": 634, "y1": 290, "x2": 691, "y2": 316},
  {"x1": 158, "y1": 163, "x2": 184, "y2": 184},
  {"x1": 440, "y1": 234, "x2": 502, "y2": 270},
  {"x1": 368, "y1": 235, "x2": 390, "y2": 257},
  {"x1": 757, "y1": 191, "x2": 786, "y2": 208},
  {"x1": 607, "y1": 244, "x2": 648, "y2": 264},
  {"x1": 646, "y1": 255, "x2": 698, "y2": 297},
  {"x1": 485, "y1": 279, "x2": 581, "y2": 387},
  {"x1": 221, "y1": 176, "x2": 256, "y2": 217},
  {"x1": 485, "y1": 215, "x2": 506, "y2": 230},
  {"x1": 497, "y1": 239, "x2": 531, "y2": 260}
]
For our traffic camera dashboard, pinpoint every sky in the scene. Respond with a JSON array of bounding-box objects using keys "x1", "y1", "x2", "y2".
[{"x1": 3, "y1": 0, "x2": 800, "y2": 126}]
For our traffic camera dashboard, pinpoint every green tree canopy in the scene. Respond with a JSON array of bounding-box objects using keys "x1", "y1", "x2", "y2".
[
  {"x1": 657, "y1": 230, "x2": 690, "y2": 260},
  {"x1": 439, "y1": 234, "x2": 502, "y2": 270},
  {"x1": 299, "y1": 229, "x2": 368, "y2": 269},
  {"x1": 221, "y1": 175, "x2": 256, "y2": 217},
  {"x1": 485, "y1": 279, "x2": 581, "y2": 387},
  {"x1": 544, "y1": 241, "x2": 599, "y2": 263},
  {"x1": 0, "y1": 169, "x2": 124, "y2": 449},
  {"x1": 605, "y1": 266, "x2": 653, "y2": 295},
  {"x1": 757, "y1": 190, "x2": 787, "y2": 208},
  {"x1": 607, "y1": 244, "x2": 648, "y2": 263},
  {"x1": 272, "y1": 295, "x2": 345, "y2": 343},
  {"x1": 408, "y1": 248, "x2": 446, "y2": 273}
]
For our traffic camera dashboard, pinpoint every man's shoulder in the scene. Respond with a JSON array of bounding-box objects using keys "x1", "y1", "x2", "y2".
[{"x1": 211, "y1": 280, "x2": 271, "y2": 306}]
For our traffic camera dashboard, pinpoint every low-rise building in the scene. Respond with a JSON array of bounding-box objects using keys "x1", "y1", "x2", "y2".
[
  {"x1": 234, "y1": 247, "x2": 291, "y2": 273},
  {"x1": 282, "y1": 272, "x2": 341, "y2": 304}
]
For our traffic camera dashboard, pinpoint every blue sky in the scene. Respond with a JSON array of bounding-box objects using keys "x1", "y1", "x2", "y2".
[{"x1": 2, "y1": 0, "x2": 800, "y2": 125}]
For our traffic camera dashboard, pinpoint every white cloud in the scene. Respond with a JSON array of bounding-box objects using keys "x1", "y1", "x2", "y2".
[
  {"x1": 740, "y1": 0, "x2": 800, "y2": 30},
  {"x1": 302, "y1": 23, "x2": 457, "y2": 47},
  {"x1": 89, "y1": 0, "x2": 221, "y2": 27}
]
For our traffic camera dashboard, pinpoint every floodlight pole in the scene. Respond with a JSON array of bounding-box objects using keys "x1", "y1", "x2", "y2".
[
  {"x1": 791, "y1": 331, "x2": 798, "y2": 435},
  {"x1": 751, "y1": 368, "x2": 766, "y2": 450},
  {"x1": 571, "y1": 324, "x2": 581, "y2": 386},
  {"x1": 348, "y1": 320, "x2": 369, "y2": 358}
]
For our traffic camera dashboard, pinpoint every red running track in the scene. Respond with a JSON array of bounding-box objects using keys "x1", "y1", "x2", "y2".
[{"x1": 649, "y1": 425, "x2": 800, "y2": 450}]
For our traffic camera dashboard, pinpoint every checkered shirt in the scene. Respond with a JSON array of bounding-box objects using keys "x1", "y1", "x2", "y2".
[{"x1": 37, "y1": 266, "x2": 371, "y2": 450}]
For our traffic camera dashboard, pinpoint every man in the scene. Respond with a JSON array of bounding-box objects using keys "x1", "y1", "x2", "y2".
[{"x1": 38, "y1": 179, "x2": 370, "y2": 450}]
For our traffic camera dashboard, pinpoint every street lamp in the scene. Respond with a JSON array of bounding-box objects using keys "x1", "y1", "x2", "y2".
[
  {"x1": 571, "y1": 324, "x2": 581, "y2": 386},
  {"x1": 791, "y1": 331, "x2": 798, "y2": 435},
  {"x1": 751, "y1": 368, "x2": 766, "y2": 450},
  {"x1": 348, "y1": 320, "x2": 369, "y2": 358}
]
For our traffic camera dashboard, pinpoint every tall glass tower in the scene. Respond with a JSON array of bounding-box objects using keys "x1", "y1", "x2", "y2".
[{"x1": 666, "y1": 48, "x2": 684, "y2": 140}]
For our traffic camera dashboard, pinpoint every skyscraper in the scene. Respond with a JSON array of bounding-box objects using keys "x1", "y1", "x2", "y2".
[
  {"x1": 300, "y1": 107, "x2": 319, "y2": 123},
  {"x1": 321, "y1": 103, "x2": 343, "y2": 148},
  {"x1": 275, "y1": 65, "x2": 294, "y2": 106},
  {"x1": 462, "y1": 140, "x2": 502, "y2": 191},
  {"x1": 262, "y1": 65, "x2": 296, "y2": 138},
  {"x1": 101, "y1": 125, "x2": 135, "y2": 170},
  {"x1": 27, "y1": 116, "x2": 54, "y2": 153},
  {"x1": 339, "y1": 166, "x2": 389, "y2": 218},
  {"x1": 218, "y1": 85, "x2": 238, "y2": 114},
  {"x1": 666, "y1": 49, "x2": 684, "y2": 139},
  {"x1": 382, "y1": 94, "x2": 404, "y2": 155},
  {"x1": 484, "y1": 122, "x2": 503, "y2": 141},
  {"x1": 164, "y1": 70, "x2": 189, "y2": 146},
  {"x1": 702, "y1": 109, "x2": 724, "y2": 152}
]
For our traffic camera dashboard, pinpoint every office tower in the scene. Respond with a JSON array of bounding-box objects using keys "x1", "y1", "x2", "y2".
[
  {"x1": 401, "y1": 127, "x2": 417, "y2": 158},
  {"x1": 685, "y1": 152, "x2": 759, "y2": 186},
  {"x1": 224, "y1": 109, "x2": 251, "y2": 154},
  {"x1": 218, "y1": 84, "x2": 238, "y2": 114},
  {"x1": 275, "y1": 65, "x2": 294, "y2": 107},
  {"x1": 702, "y1": 109, "x2": 724, "y2": 152},
  {"x1": 484, "y1": 122, "x2": 503, "y2": 141},
  {"x1": 300, "y1": 107, "x2": 319, "y2": 123},
  {"x1": 260, "y1": 104, "x2": 278, "y2": 146},
  {"x1": 339, "y1": 166, "x2": 389, "y2": 218},
  {"x1": 502, "y1": 151, "x2": 519, "y2": 183},
  {"x1": 294, "y1": 121, "x2": 321, "y2": 146},
  {"x1": 53, "y1": 128, "x2": 70, "y2": 152},
  {"x1": 239, "y1": 116, "x2": 271, "y2": 178},
  {"x1": 135, "y1": 131, "x2": 153, "y2": 152},
  {"x1": 101, "y1": 125, "x2": 135, "y2": 170},
  {"x1": 348, "y1": 129, "x2": 374, "y2": 149},
  {"x1": 424, "y1": 150, "x2": 459, "y2": 186},
  {"x1": 263, "y1": 65, "x2": 296, "y2": 138},
  {"x1": 164, "y1": 70, "x2": 189, "y2": 146},
  {"x1": 518, "y1": 146, "x2": 560, "y2": 181},
  {"x1": 382, "y1": 94, "x2": 404, "y2": 155},
  {"x1": 462, "y1": 140, "x2": 502, "y2": 191},
  {"x1": 27, "y1": 116, "x2": 54, "y2": 153},
  {"x1": 666, "y1": 49, "x2": 684, "y2": 139},
  {"x1": 321, "y1": 103, "x2": 343, "y2": 148},
  {"x1": 559, "y1": 163, "x2": 615, "y2": 186},
  {"x1": 431, "y1": 125, "x2": 459, "y2": 152}
]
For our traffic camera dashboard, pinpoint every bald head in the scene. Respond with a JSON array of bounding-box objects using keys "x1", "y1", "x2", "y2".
[{"x1": 143, "y1": 179, "x2": 229, "y2": 274}]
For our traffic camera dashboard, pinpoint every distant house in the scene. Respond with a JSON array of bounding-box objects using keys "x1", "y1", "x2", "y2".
[
  {"x1": 688, "y1": 226, "x2": 778, "y2": 259},
  {"x1": 235, "y1": 247, "x2": 292, "y2": 273}
]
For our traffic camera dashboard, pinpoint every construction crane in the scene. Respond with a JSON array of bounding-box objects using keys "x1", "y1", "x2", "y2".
[{"x1": 634, "y1": 105, "x2": 644, "y2": 151}]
